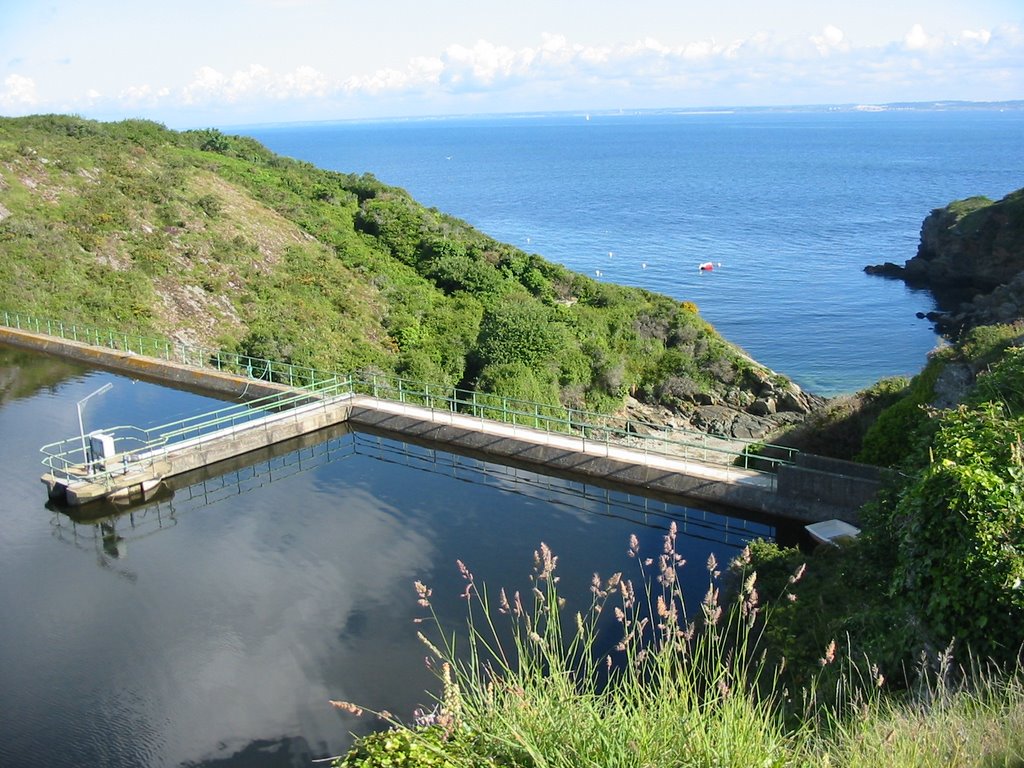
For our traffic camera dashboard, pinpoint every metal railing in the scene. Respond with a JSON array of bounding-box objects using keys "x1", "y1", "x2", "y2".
[
  {"x1": 40, "y1": 377, "x2": 350, "y2": 491},
  {"x1": 4, "y1": 310, "x2": 799, "y2": 484}
]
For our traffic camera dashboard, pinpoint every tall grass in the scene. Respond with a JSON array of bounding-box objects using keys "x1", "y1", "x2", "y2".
[
  {"x1": 335, "y1": 526, "x2": 804, "y2": 767},
  {"x1": 330, "y1": 532, "x2": 1024, "y2": 767},
  {"x1": 813, "y1": 660, "x2": 1024, "y2": 767}
]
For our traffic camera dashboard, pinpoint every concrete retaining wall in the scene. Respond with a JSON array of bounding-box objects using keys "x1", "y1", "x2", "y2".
[
  {"x1": 349, "y1": 405, "x2": 856, "y2": 523},
  {"x1": 147, "y1": 397, "x2": 352, "y2": 479},
  {"x1": 776, "y1": 464, "x2": 879, "y2": 523},
  {"x1": 1, "y1": 327, "x2": 289, "y2": 401},
  {"x1": 793, "y1": 453, "x2": 884, "y2": 482},
  {"x1": 9, "y1": 326, "x2": 869, "y2": 524}
]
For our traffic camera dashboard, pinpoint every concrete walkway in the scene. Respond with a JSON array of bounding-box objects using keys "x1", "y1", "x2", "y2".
[{"x1": 6, "y1": 324, "x2": 864, "y2": 523}]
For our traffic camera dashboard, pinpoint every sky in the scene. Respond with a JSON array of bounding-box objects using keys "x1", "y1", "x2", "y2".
[{"x1": 1, "y1": 0, "x2": 1022, "y2": 128}]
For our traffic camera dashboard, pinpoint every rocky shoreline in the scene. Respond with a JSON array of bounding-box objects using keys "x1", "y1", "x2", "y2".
[
  {"x1": 866, "y1": 188, "x2": 1024, "y2": 336},
  {"x1": 623, "y1": 372, "x2": 824, "y2": 444}
]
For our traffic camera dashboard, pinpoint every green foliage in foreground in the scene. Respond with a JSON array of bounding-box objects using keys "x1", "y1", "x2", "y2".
[
  {"x1": 336, "y1": 531, "x2": 798, "y2": 768},
  {"x1": 331, "y1": 337, "x2": 1024, "y2": 768},
  {"x1": 754, "y1": 339, "x2": 1024, "y2": 677},
  {"x1": 333, "y1": 536, "x2": 1024, "y2": 768},
  {"x1": 863, "y1": 342, "x2": 1024, "y2": 663},
  {"x1": 855, "y1": 356, "x2": 942, "y2": 466},
  {"x1": 0, "y1": 114, "x2": 767, "y2": 415}
]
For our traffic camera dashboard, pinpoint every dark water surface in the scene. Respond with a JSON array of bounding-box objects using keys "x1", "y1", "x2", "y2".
[
  {"x1": 0, "y1": 345, "x2": 781, "y2": 767},
  {"x1": 244, "y1": 109, "x2": 1024, "y2": 395}
]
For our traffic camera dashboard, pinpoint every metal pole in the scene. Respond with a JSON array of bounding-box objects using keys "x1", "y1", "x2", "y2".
[{"x1": 77, "y1": 383, "x2": 113, "y2": 470}]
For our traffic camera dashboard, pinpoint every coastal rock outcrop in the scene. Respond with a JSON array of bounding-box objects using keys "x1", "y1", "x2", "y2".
[
  {"x1": 623, "y1": 371, "x2": 823, "y2": 443},
  {"x1": 866, "y1": 188, "x2": 1024, "y2": 335}
]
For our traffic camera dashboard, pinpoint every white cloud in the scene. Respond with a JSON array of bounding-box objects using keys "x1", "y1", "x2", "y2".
[
  {"x1": 904, "y1": 23, "x2": 940, "y2": 52},
  {"x1": 811, "y1": 25, "x2": 848, "y2": 56},
  {"x1": 959, "y1": 28, "x2": 991, "y2": 46},
  {"x1": 7, "y1": 18, "x2": 1022, "y2": 125},
  {"x1": 1, "y1": 74, "x2": 38, "y2": 110},
  {"x1": 439, "y1": 40, "x2": 538, "y2": 90},
  {"x1": 322, "y1": 24, "x2": 1023, "y2": 110},
  {"x1": 180, "y1": 64, "x2": 330, "y2": 105}
]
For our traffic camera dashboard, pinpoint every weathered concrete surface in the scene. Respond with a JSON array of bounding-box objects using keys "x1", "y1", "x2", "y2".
[{"x1": 776, "y1": 454, "x2": 883, "y2": 515}]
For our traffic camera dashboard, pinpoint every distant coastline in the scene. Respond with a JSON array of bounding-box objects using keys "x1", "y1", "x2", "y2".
[{"x1": 223, "y1": 99, "x2": 1024, "y2": 131}]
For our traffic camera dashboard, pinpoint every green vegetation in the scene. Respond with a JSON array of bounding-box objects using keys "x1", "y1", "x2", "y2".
[
  {"x1": 6, "y1": 116, "x2": 1023, "y2": 766},
  {"x1": 948, "y1": 190, "x2": 1024, "y2": 239},
  {"x1": 331, "y1": 532, "x2": 1024, "y2": 768},
  {"x1": 857, "y1": 323, "x2": 1023, "y2": 465},
  {"x1": 328, "y1": 325, "x2": 1024, "y2": 767},
  {"x1": 754, "y1": 328, "x2": 1024, "y2": 676},
  {"x1": 0, "y1": 114, "x2": 774, "y2": 417}
]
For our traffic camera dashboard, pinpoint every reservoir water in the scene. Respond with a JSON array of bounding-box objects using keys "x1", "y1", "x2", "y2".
[
  {"x1": 244, "y1": 109, "x2": 1024, "y2": 395},
  {"x1": 0, "y1": 345, "x2": 781, "y2": 767}
]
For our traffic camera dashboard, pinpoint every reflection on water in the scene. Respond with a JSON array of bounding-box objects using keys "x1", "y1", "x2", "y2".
[
  {"x1": 1, "y1": 346, "x2": 782, "y2": 768},
  {"x1": 0, "y1": 345, "x2": 87, "y2": 405},
  {"x1": 52, "y1": 425, "x2": 773, "y2": 570}
]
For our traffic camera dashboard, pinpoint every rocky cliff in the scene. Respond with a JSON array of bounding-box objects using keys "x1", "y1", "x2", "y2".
[{"x1": 866, "y1": 188, "x2": 1024, "y2": 334}]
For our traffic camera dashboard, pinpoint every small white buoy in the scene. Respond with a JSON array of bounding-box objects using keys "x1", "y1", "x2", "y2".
[{"x1": 641, "y1": 262, "x2": 647, "y2": 269}]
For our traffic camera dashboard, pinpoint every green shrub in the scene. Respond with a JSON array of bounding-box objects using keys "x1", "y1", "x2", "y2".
[
  {"x1": 957, "y1": 323, "x2": 1023, "y2": 368},
  {"x1": 970, "y1": 345, "x2": 1024, "y2": 414},
  {"x1": 883, "y1": 403, "x2": 1024, "y2": 660},
  {"x1": 473, "y1": 301, "x2": 561, "y2": 370},
  {"x1": 333, "y1": 726, "x2": 459, "y2": 768},
  {"x1": 857, "y1": 357, "x2": 944, "y2": 466}
]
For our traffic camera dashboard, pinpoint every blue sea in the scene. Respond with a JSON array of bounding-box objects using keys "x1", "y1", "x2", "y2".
[{"x1": 241, "y1": 110, "x2": 1024, "y2": 396}]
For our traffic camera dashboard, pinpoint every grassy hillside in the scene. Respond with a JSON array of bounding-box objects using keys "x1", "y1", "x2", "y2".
[{"x1": 0, "y1": 114, "x2": 797, "y2": 421}]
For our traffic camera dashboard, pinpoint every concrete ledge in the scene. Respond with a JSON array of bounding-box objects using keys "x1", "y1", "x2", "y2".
[
  {"x1": 1, "y1": 326, "x2": 291, "y2": 401},
  {"x1": 13, "y1": 326, "x2": 866, "y2": 524},
  {"x1": 348, "y1": 404, "x2": 856, "y2": 523}
]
